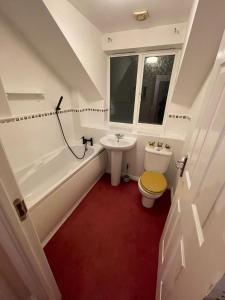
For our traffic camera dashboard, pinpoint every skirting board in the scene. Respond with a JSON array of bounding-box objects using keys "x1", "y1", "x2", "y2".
[{"x1": 42, "y1": 171, "x2": 105, "y2": 247}]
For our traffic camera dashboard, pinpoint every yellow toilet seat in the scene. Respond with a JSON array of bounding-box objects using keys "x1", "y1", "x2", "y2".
[{"x1": 140, "y1": 171, "x2": 167, "y2": 194}]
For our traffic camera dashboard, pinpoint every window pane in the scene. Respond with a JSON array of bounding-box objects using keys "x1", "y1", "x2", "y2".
[
  {"x1": 138, "y1": 55, "x2": 175, "y2": 125},
  {"x1": 110, "y1": 55, "x2": 138, "y2": 123}
]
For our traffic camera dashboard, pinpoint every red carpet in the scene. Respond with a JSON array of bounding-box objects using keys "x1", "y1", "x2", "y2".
[{"x1": 44, "y1": 174, "x2": 170, "y2": 300}]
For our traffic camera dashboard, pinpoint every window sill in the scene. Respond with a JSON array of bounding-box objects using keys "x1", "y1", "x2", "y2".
[
  {"x1": 81, "y1": 122, "x2": 185, "y2": 141},
  {"x1": 108, "y1": 122, "x2": 164, "y2": 135}
]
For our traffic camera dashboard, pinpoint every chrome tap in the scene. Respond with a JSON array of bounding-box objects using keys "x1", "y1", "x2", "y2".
[
  {"x1": 157, "y1": 142, "x2": 163, "y2": 148},
  {"x1": 149, "y1": 141, "x2": 156, "y2": 147},
  {"x1": 165, "y1": 144, "x2": 171, "y2": 150},
  {"x1": 115, "y1": 133, "x2": 124, "y2": 142}
]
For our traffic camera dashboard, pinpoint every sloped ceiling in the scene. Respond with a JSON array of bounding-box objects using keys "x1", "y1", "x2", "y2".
[
  {"x1": 69, "y1": 0, "x2": 194, "y2": 33},
  {"x1": 0, "y1": 0, "x2": 103, "y2": 100},
  {"x1": 172, "y1": 0, "x2": 225, "y2": 107}
]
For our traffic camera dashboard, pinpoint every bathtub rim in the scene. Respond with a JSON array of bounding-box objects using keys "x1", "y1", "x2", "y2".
[
  {"x1": 19, "y1": 144, "x2": 104, "y2": 211},
  {"x1": 14, "y1": 141, "x2": 96, "y2": 175}
]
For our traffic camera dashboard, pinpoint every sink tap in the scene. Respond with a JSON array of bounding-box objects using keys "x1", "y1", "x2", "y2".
[{"x1": 115, "y1": 133, "x2": 124, "y2": 142}]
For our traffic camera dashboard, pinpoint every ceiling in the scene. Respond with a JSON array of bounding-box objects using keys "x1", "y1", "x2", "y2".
[{"x1": 68, "y1": 0, "x2": 194, "y2": 33}]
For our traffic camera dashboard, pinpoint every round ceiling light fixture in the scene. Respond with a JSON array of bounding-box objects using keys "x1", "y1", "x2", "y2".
[{"x1": 133, "y1": 10, "x2": 149, "y2": 21}]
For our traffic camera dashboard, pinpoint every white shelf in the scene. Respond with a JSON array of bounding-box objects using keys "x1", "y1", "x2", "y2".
[
  {"x1": 5, "y1": 91, "x2": 45, "y2": 96},
  {"x1": 5, "y1": 91, "x2": 45, "y2": 103}
]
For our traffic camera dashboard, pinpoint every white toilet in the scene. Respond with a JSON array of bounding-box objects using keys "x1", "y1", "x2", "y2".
[{"x1": 138, "y1": 145, "x2": 172, "y2": 208}]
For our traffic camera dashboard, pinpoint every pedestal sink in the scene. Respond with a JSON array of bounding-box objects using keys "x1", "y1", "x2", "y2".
[{"x1": 100, "y1": 135, "x2": 136, "y2": 186}]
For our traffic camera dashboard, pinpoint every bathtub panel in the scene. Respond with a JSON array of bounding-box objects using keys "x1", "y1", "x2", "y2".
[{"x1": 30, "y1": 151, "x2": 107, "y2": 244}]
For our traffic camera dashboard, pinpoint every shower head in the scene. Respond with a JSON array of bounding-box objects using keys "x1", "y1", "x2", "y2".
[{"x1": 56, "y1": 96, "x2": 63, "y2": 111}]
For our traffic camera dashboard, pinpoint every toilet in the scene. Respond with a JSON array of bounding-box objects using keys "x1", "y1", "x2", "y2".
[{"x1": 138, "y1": 144, "x2": 172, "y2": 208}]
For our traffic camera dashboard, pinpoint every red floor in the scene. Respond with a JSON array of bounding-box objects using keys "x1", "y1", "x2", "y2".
[{"x1": 44, "y1": 174, "x2": 170, "y2": 300}]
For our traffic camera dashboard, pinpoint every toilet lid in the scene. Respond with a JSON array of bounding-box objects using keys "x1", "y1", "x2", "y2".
[{"x1": 140, "y1": 171, "x2": 167, "y2": 194}]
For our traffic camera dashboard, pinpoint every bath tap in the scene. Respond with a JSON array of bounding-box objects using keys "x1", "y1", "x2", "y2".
[
  {"x1": 81, "y1": 137, "x2": 93, "y2": 146},
  {"x1": 115, "y1": 133, "x2": 124, "y2": 142}
]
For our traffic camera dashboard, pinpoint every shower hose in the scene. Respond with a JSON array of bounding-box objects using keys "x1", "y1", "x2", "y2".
[{"x1": 56, "y1": 110, "x2": 86, "y2": 160}]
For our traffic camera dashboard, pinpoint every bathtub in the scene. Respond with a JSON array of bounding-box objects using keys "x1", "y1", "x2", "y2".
[{"x1": 15, "y1": 143, "x2": 107, "y2": 245}]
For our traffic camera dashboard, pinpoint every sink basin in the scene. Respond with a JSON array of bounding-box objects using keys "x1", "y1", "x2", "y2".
[
  {"x1": 100, "y1": 135, "x2": 136, "y2": 151},
  {"x1": 100, "y1": 135, "x2": 136, "y2": 186}
]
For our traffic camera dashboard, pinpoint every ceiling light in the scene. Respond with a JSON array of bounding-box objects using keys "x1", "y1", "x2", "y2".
[
  {"x1": 146, "y1": 56, "x2": 158, "y2": 64},
  {"x1": 133, "y1": 10, "x2": 149, "y2": 21}
]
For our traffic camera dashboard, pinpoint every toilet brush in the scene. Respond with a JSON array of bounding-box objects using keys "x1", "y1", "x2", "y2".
[{"x1": 123, "y1": 164, "x2": 130, "y2": 182}]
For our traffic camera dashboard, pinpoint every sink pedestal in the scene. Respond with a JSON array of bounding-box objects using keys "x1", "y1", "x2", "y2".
[
  {"x1": 100, "y1": 135, "x2": 136, "y2": 186},
  {"x1": 111, "y1": 151, "x2": 123, "y2": 186}
]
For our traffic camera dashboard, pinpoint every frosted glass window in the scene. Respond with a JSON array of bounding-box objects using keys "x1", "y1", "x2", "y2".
[
  {"x1": 110, "y1": 55, "x2": 138, "y2": 123},
  {"x1": 138, "y1": 55, "x2": 175, "y2": 124}
]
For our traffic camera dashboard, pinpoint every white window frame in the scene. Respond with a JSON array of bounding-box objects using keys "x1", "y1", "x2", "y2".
[{"x1": 107, "y1": 49, "x2": 181, "y2": 133}]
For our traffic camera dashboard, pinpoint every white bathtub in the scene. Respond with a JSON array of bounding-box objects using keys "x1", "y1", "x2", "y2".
[{"x1": 16, "y1": 143, "x2": 107, "y2": 245}]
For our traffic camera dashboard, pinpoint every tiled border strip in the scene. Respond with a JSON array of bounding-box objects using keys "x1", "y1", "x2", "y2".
[
  {"x1": 0, "y1": 108, "x2": 109, "y2": 124},
  {"x1": 168, "y1": 114, "x2": 191, "y2": 121},
  {"x1": 0, "y1": 110, "x2": 190, "y2": 124}
]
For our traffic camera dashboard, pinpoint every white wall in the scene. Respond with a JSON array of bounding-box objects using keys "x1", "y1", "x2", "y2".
[
  {"x1": 102, "y1": 23, "x2": 187, "y2": 53},
  {"x1": 0, "y1": 77, "x2": 11, "y2": 118},
  {"x1": 43, "y1": 0, "x2": 107, "y2": 100},
  {"x1": 182, "y1": 70, "x2": 212, "y2": 155},
  {"x1": 35, "y1": 1, "x2": 190, "y2": 150},
  {"x1": 76, "y1": 22, "x2": 190, "y2": 193},
  {"x1": 78, "y1": 93, "x2": 105, "y2": 128},
  {"x1": 81, "y1": 126, "x2": 184, "y2": 192},
  {"x1": 0, "y1": 1, "x2": 192, "y2": 196},
  {"x1": 0, "y1": 15, "x2": 72, "y2": 114},
  {"x1": 70, "y1": 90, "x2": 85, "y2": 139},
  {"x1": 0, "y1": 15, "x2": 76, "y2": 171},
  {"x1": 0, "y1": 0, "x2": 105, "y2": 103},
  {"x1": 172, "y1": 0, "x2": 225, "y2": 107}
]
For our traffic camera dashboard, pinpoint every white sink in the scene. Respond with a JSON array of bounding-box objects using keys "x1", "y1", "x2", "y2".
[
  {"x1": 100, "y1": 135, "x2": 136, "y2": 151},
  {"x1": 100, "y1": 135, "x2": 136, "y2": 186}
]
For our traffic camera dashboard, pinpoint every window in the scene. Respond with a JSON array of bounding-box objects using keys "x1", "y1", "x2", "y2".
[
  {"x1": 139, "y1": 55, "x2": 175, "y2": 125},
  {"x1": 110, "y1": 55, "x2": 138, "y2": 123},
  {"x1": 109, "y1": 52, "x2": 176, "y2": 126}
]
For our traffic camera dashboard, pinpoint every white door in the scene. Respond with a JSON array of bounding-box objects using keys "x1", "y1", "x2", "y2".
[
  {"x1": 156, "y1": 31, "x2": 225, "y2": 300},
  {"x1": 0, "y1": 137, "x2": 61, "y2": 299}
]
